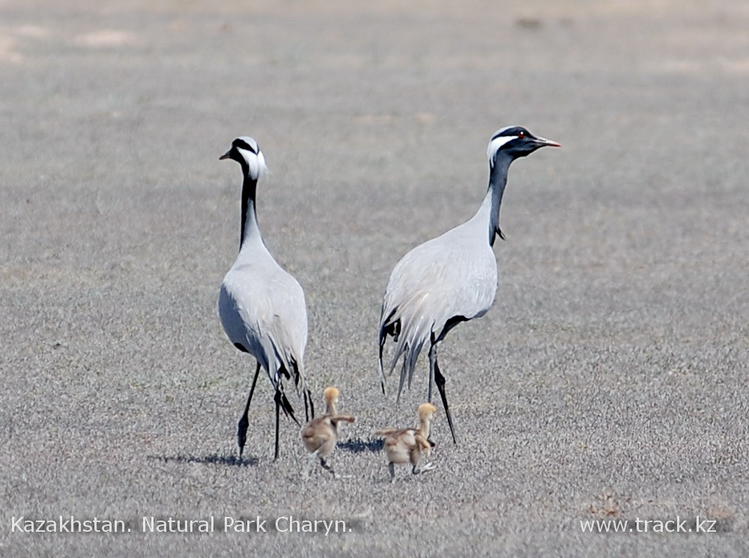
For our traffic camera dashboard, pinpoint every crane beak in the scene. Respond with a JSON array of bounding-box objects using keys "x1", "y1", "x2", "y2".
[
  {"x1": 534, "y1": 136, "x2": 561, "y2": 148},
  {"x1": 219, "y1": 150, "x2": 232, "y2": 160}
]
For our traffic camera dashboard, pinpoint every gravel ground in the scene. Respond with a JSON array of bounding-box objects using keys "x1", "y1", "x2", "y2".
[{"x1": 1, "y1": 1, "x2": 748, "y2": 556}]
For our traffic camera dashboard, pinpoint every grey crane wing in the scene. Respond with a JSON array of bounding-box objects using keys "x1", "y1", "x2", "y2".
[
  {"x1": 377, "y1": 226, "x2": 497, "y2": 394},
  {"x1": 382, "y1": 229, "x2": 497, "y2": 336},
  {"x1": 219, "y1": 259, "x2": 308, "y2": 385}
]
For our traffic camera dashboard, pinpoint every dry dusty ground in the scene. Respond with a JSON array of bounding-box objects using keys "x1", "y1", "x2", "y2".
[{"x1": 1, "y1": 0, "x2": 748, "y2": 556}]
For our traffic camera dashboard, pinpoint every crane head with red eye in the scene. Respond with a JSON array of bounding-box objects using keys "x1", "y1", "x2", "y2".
[{"x1": 487, "y1": 126, "x2": 560, "y2": 166}]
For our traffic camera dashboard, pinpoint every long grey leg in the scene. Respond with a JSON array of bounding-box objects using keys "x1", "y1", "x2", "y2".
[
  {"x1": 303, "y1": 388, "x2": 314, "y2": 422},
  {"x1": 428, "y1": 343, "x2": 437, "y2": 403},
  {"x1": 388, "y1": 462, "x2": 395, "y2": 482},
  {"x1": 237, "y1": 362, "x2": 261, "y2": 458},
  {"x1": 273, "y1": 391, "x2": 281, "y2": 461},
  {"x1": 433, "y1": 351, "x2": 457, "y2": 444}
]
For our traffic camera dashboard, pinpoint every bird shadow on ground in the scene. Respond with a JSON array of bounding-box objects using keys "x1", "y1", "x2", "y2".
[
  {"x1": 147, "y1": 453, "x2": 258, "y2": 467},
  {"x1": 337, "y1": 438, "x2": 383, "y2": 453}
]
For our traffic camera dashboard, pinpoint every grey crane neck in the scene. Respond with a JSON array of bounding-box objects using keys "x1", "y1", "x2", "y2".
[
  {"x1": 240, "y1": 174, "x2": 262, "y2": 250},
  {"x1": 486, "y1": 152, "x2": 512, "y2": 246}
]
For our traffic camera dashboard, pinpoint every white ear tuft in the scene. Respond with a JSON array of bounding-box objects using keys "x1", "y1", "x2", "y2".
[
  {"x1": 253, "y1": 150, "x2": 268, "y2": 180},
  {"x1": 237, "y1": 148, "x2": 268, "y2": 180},
  {"x1": 487, "y1": 135, "x2": 517, "y2": 167}
]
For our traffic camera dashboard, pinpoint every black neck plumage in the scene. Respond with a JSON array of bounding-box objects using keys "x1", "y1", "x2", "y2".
[
  {"x1": 240, "y1": 172, "x2": 258, "y2": 250},
  {"x1": 487, "y1": 152, "x2": 512, "y2": 246}
]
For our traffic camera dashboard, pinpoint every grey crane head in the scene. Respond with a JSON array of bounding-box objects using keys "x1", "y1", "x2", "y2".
[
  {"x1": 219, "y1": 136, "x2": 268, "y2": 180},
  {"x1": 487, "y1": 126, "x2": 560, "y2": 167}
]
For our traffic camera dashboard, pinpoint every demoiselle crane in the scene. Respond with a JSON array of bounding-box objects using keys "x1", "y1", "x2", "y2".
[
  {"x1": 218, "y1": 136, "x2": 313, "y2": 460},
  {"x1": 378, "y1": 126, "x2": 560, "y2": 443}
]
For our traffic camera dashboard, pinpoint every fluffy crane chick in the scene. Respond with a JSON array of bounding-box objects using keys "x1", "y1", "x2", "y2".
[
  {"x1": 301, "y1": 387, "x2": 355, "y2": 478},
  {"x1": 376, "y1": 403, "x2": 437, "y2": 481}
]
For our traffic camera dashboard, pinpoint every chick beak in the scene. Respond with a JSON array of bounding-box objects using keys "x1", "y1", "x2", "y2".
[{"x1": 219, "y1": 150, "x2": 232, "y2": 160}]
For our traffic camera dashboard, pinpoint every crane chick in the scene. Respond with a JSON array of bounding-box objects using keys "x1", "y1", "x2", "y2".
[
  {"x1": 376, "y1": 402, "x2": 437, "y2": 481},
  {"x1": 301, "y1": 387, "x2": 355, "y2": 478}
]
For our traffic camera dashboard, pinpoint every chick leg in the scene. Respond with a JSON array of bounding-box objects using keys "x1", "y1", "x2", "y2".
[
  {"x1": 320, "y1": 437, "x2": 350, "y2": 480},
  {"x1": 414, "y1": 462, "x2": 436, "y2": 474},
  {"x1": 320, "y1": 457, "x2": 341, "y2": 479},
  {"x1": 388, "y1": 462, "x2": 396, "y2": 482},
  {"x1": 303, "y1": 449, "x2": 320, "y2": 479},
  {"x1": 411, "y1": 447, "x2": 435, "y2": 475}
]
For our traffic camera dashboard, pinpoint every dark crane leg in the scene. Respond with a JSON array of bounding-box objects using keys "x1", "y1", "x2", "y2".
[
  {"x1": 237, "y1": 362, "x2": 261, "y2": 459},
  {"x1": 428, "y1": 343, "x2": 437, "y2": 403},
  {"x1": 273, "y1": 390, "x2": 281, "y2": 461},
  {"x1": 303, "y1": 388, "x2": 315, "y2": 422},
  {"x1": 430, "y1": 342, "x2": 457, "y2": 444}
]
